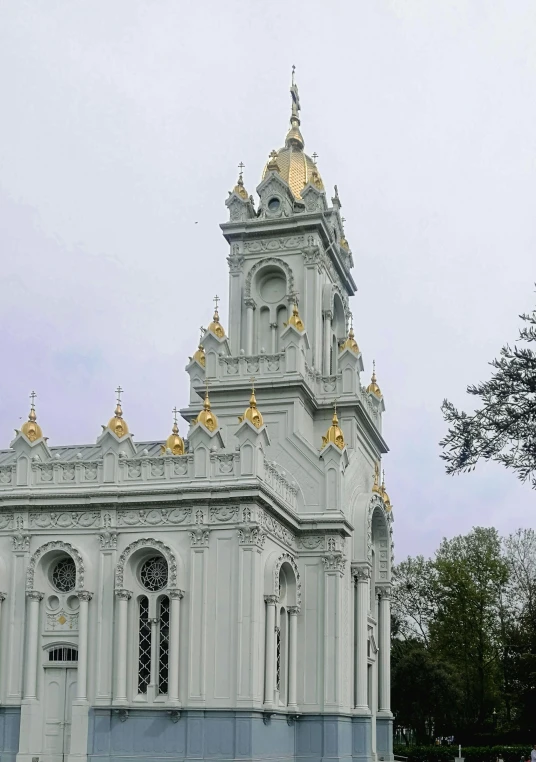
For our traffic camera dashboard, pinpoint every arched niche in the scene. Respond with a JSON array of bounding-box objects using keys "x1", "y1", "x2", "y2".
[
  {"x1": 26, "y1": 540, "x2": 85, "y2": 592},
  {"x1": 115, "y1": 537, "x2": 180, "y2": 590}
]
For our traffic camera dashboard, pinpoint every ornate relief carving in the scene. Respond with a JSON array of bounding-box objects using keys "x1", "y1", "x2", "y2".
[
  {"x1": 168, "y1": 589, "x2": 184, "y2": 600},
  {"x1": 297, "y1": 535, "x2": 324, "y2": 550},
  {"x1": 189, "y1": 526, "x2": 210, "y2": 547},
  {"x1": 99, "y1": 531, "x2": 118, "y2": 550},
  {"x1": 46, "y1": 608, "x2": 79, "y2": 631},
  {"x1": 322, "y1": 552, "x2": 346, "y2": 576},
  {"x1": 0, "y1": 592, "x2": 6, "y2": 602},
  {"x1": 227, "y1": 253, "x2": 245, "y2": 273},
  {"x1": 264, "y1": 594, "x2": 279, "y2": 605},
  {"x1": 258, "y1": 509, "x2": 295, "y2": 548},
  {"x1": 209, "y1": 505, "x2": 239, "y2": 522},
  {"x1": 244, "y1": 237, "x2": 304, "y2": 254},
  {"x1": 26, "y1": 590, "x2": 44, "y2": 602},
  {"x1": 237, "y1": 526, "x2": 266, "y2": 549},
  {"x1": 245, "y1": 257, "x2": 295, "y2": 299},
  {"x1": 376, "y1": 584, "x2": 391, "y2": 600},
  {"x1": 114, "y1": 589, "x2": 132, "y2": 601},
  {"x1": 26, "y1": 541, "x2": 85, "y2": 592},
  {"x1": 173, "y1": 459, "x2": 188, "y2": 476},
  {"x1": 115, "y1": 538, "x2": 177, "y2": 589},
  {"x1": 29, "y1": 511, "x2": 100, "y2": 529},
  {"x1": 352, "y1": 563, "x2": 371, "y2": 583},
  {"x1": 0, "y1": 513, "x2": 14, "y2": 530},
  {"x1": 11, "y1": 533, "x2": 30, "y2": 552},
  {"x1": 117, "y1": 507, "x2": 191, "y2": 527},
  {"x1": 273, "y1": 552, "x2": 301, "y2": 611},
  {"x1": 213, "y1": 454, "x2": 235, "y2": 474},
  {"x1": 0, "y1": 466, "x2": 13, "y2": 485}
]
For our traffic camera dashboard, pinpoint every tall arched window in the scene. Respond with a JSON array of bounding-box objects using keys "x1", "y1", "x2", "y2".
[
  {"x1": 135, "y1": 555, "x2": 170, "y2": 698},
  {"x1": 275, "y1": 568, "x2": 291, "y2": 706},
  {"x1": 137, "y1": 596, "x2": 151, "y2": 694},
  {"x1": 158, "y1": 595, "x2": 170, "y2": 695}
]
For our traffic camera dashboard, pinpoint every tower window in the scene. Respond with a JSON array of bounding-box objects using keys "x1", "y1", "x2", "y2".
[{"x1": 267, "y1": 197, "x2": 281, "y2": 211}]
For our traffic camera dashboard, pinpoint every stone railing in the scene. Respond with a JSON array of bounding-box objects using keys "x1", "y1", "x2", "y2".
[
  {"x1": 220, "y1": 352, "x2": 284, "y2": 378},
  {"x1": 263, "y1": 459, "x2": 299, "y2": 508}
]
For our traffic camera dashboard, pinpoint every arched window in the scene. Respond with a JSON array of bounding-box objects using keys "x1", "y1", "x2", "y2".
[
  {"x1": 274, "y1": 568, "x2": 293, "y2": 707},
  {"x1": 48, "y1": 646, "x2": 78, "y2": 663},
  {"x1": 137, "y1": 596, "x2": 151, "y2": 694},
  {"x1": 135, "y1": 555, "x2": 170, "y2": 698},
  {"x1": 158, "y1": 595, "x2": 170, "y2": 695}
]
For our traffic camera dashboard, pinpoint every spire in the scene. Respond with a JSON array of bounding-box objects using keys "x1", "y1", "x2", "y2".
[
  {"x1": 238, "y1": 377, "x2": 264, "y2": 429},
  {"x1": 340, "y1": 317, "x2": 360, "y2": 354},
  {"x1": 380, "y1": 468, "x2": 392, "y2": 512},
  {"x1": 367, "y1": 361, "x2": 383, "y2": 399},
  {"x1": 193, "y1": 380, "x2": 218, "y2": 432},
  {"x1": 207, "y1": 294, "x2": 226, "y2": 339},
  {"x1": 232, "y1": 161, "x2": 248, "y2": 200},
  {"x1": 161, "y1": 407, "x2": 185, "y2": 455},
  {"x1": 285, "y1": 294, "x2": 305, "y2": 332},
  {"x1": 321, "y1": 400, "x2": 345, "y2": 450},
  {"x1": 21, "y1": 390, "x2": 44, "y2": 442},
  {"x1": 107, "y1": 385, "x2": 129, "y2": 438},
  {"x1": 285, "y1": 65, "x2": 305, "y2": 150}
]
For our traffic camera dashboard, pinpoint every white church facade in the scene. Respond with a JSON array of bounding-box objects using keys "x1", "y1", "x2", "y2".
[{"x1": 0, "y1": 76, "x2": 394, "y2": 762}]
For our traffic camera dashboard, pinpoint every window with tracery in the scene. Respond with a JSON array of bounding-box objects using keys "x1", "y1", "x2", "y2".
[
  {"x1": 48, "y1": 646, "x2": 78, "y2": 662},
  {"x1": 137, "y1": 596, "x2": 151, "y2": 694},
  {"x1": 51, "y1": 557, "x2": 76, "y2": 592},
  {"x1": 158, "y1": 596, "x2": 170, "y2": 695},
  {"x1": 140, "y1": 556, "x2": 168, "y2": 591}
]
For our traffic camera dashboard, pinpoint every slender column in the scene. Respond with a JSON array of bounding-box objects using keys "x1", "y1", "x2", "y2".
[
  {"x1": 150, "y1": 617, "x2": 159, "y2": 693},
  {"x1": 287, "y1": 606, "x2": 299, "y2": 708},
  {"x1": 245, "y1": 299, "x2": 255, "y2": 355},
  {"x1": 0, "y1": 592, "x2": 6, "y2": 629},
  {"x1": 114, "y1": 589, "x2": 132, "y2": 703},
  {"x1": 270, "y1": 322, "x2": 278, "y2": 354},
  {"x1": 76, "y1": 591, "x2": 93, "y2": 700},
  {"x1": 24, "y1": 591, "x2": 44, "y2": 699},
  {"x1": 168, "y1": 590, "x2": 184, "y2": 705},
  {"x1": 378, "y1": 585, "x2": 391, "y2": 713},
  {"x1": 353, "y1": 565, "x2": 371, "y2": 711},
  {"x1": 323, "y1": 310, "x2": 332, "y2": 375},
  {"x1": 263, "y1": 595, "x2": 278, "y2": 706}
]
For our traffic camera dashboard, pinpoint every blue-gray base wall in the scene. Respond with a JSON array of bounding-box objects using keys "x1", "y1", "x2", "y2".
[
  {"x1": 376, "y1": 717, "x2": 393, "y2": 761},
  {"x1": 0, "y1": 707, "x2": 21, "y2": 762},
  {"x1": 88, "y1": 709, "x2": 382, "y2": 762}
]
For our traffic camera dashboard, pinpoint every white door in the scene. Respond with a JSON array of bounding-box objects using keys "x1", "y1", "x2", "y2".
[{"x1": 43, "y1": 668, "x2": 77, "y2": 762}]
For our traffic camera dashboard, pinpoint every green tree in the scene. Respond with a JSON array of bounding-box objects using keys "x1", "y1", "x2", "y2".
[
  {"x1": 440, "y1": 301, "x2": 536, "y2": 488},
  {"x1": 392, "y1": 556, "x2": 436, "y2": 644}
]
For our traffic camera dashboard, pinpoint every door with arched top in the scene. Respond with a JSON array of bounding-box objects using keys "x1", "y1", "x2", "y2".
[{"x1": 43, "y1": 647, "x2": 78, "y2": 761}]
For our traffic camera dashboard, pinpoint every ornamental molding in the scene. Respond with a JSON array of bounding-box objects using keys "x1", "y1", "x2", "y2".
[
  {"x1": 209, "y1": 505, "x2": 239, "y2": 523},
  {"x1": 264, "y1": 594, "x2": 279, "y2": 605},
  {"x1": 99, "y1": 531, "x2": 118, "y2": 550},
  {"x1": 237, "y1": 526, "x2": 266, "y2": 549},
  {"x1": 115, "y1": 537, "x2": 178, "y2": 589},
  {"x1": 117, "y1": 507, "x2": 191, "y2": 527},
  {"x1": 287, "y1": 606, "x2": 300, "y2": 616},
  {"x1": 376, "y1": 584, "x2": 392, "y2": 600},
  {"x1": 322, "y1": 552, "x2": 346, "y2": 576},
  {"x1": 273, "y1": 552, "x2": 301, "y2": 611},
  {"x1": 367, "y1": 496, "x2": 393, "y2": 582},
  {"x1": 114, "y1": 589, "x2": 132, "y2": 601},
  {"x1": 244, "y1": 257, "x2": 295, "y2": 300},
  {"x1": 77, "y1": 590, "x2": 93, "y2": 603},
  {"x1": 11, "y1": 533, "x2": 30, "y2": 552},
  {"x1": 189, "y1": 526, "x2": 210, "y2": 548},
  {"x1": 258, "y1": 508, "x2": 295, "y2": 548},
  {"x1": 26, "y1": 590, "x2": 44, "y2": 602},
  {"x1": 26, "y1": 541, "x2": 85, "y2": 592},
  {"x1": 296, "y1": 535, "x2": 324, "y2": 550},
  {"x1": 168, "y1": 589, "x2": 184, "y2": 601},
  {"x1": 243, "y1": 236, "x2": 304, "y2": 254},
  {"x1": 29, "y1": 511, "x2": 100, "y2": 529},
  {"x1": 351, "y1": 562, "x2": 372, "y2": 582},
  {"x1": 227, "y1": 252, "x2": 245, "y2": 274},
  {"x1": 0, "y1": 513, "x2": 14, "y2": 530}
]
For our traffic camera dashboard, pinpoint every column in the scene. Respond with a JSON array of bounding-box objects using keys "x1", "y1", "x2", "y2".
[
  {"x1": 263, "y1": 595, "x2": 278, "y2": 707},
  {"x1": 353, "y1": 565, "x2": 370, "y2": 711},
  {"x1": 0, "y1": 591, "x2": 6, "y2": 629},
  {"x1": 114, "y1": 589, "x2": 132, "y2": 703},
  {"x1": 287, "y1": 606, "x2": 299, "y2": 708},
  {"x1": 270, "y1": 322, "x2": 278, "y2": 354},
  {"x1": 76, "y1": 591, "x2": 93, "y2": 701},
  {"x1": 378, "y1": 586, "x2": 391, "y2": 713},
  {"x1": 245, "y1": 299, "x2": 255, "y2": 355},
  {"x1": 168, "y1": 589, "x2": 184, "y2": 705},
  {"x1": 24, "y1": 591, "x2": 44, "y2": 699},
  {"x1": 150, "y1": 617, "x2": 159, "y2": 693},
  {"x1": 323, "y1": 310, "x2": 332, "y2": 375}
]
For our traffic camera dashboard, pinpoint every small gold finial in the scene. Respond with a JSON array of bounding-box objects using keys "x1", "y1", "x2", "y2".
[
  {"x1": 321, "y1": 399, "x2": 345, "y2": 450},
  {"x1": 380, "y1": 468, "x2": 392, "y2": 512},
  {"x1": 161, "y1": 406, "x2": 185, "y2": 455},
  {"x1": 21, "y1": 390, "x2": 43, "y2": 442},
  {"x1": 267, "y1": 149, "x2": 280, "y2": 173},
  {"x1": 285, "y1": 295, "x2": 305, "y2": 332},
  {"x1": 366, "y1": 360, "x2": 383, "y2": 399},
  {"x1": 238, "y1": 376, "x2": 264, "y2": 429},
  {"x1": 191, "y1": 328, "x2": 206, "y2": 367},
  {"x1": 193, "y1": 379, "x2": 218, "y2": 432},
  {"x1": 285, "y1": 66, "x2": 304, "y2": 150},
  {"x1": 233, "y1": 161, "x2": 248, "y2": 200},
  {"x1": 107, "y1": 385, "x2": 129, "y2": 438},
  {"x1": 340, "y1": 317, "x2": 360, "y2": 354},
  {"x1": 372, "y1": 461, "x2": 382, "y2": 493},
  {"x1": 207, "y1": 295, "x2": 226, "y2": 339}
]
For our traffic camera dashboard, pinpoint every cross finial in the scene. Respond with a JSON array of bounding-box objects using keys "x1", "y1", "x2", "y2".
[
  {"x1": 342, "y1": 216, "x2": 346, "y2": 225},
  {"x1": 312, "y1": 152, "x2": 318, "y2": 164},
  {"x1": 292, "y1": 64, "x2": 296, "y2": 86},
  {"x1": 213, "y1": 294, "x2": 220, "y2": 311},
  {"x1": 250, "y1": 375, "x2": 256, "y2": 392},
  {"x1": 238, "y1": 161, "x2": 245, "y2": 179},
  {"x1": 172, "y1": 407, "x2": 179, "y2": 425},
  {"x1": 29, "y1": 390, "x2": 37, "y2": 411},
  {"x1": 115, "y1": 385, "x2": 123, "y2": 405},
  {"x1": 333, "y1": 397, "x2": 339, "y2": 415}
]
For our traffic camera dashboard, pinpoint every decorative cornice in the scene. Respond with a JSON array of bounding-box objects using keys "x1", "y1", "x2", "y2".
[
  {"x1": 114, "y1": 589, "x2": 132, "y2": 601},
  {"x1": 26, "y1": 590, "x2": 44, "y2": 602}
]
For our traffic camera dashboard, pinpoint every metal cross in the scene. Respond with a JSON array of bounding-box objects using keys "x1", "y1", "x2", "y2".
[
  {"x1": 172, "y1": 407, "x2": 179, "y2": 424},
  {"x1": 115, "y1": 385, "x2": 123, "y2": 404},
  {"x1": 342, "y1": 217, "x2": 346, "y2": 225},
  {"x1": 200, "y1": 326, "x2": 206, "y2": 337},
  {"x1": 213, "y1": 295, "x2": 220, "y2": 311},
  {"x1": 312, "y1": 152, "x2": 318, "y2": 164},
  {"x1": 292, "y1": 64, "x2": 296, "y2": 86},
  {"x1": 238, "y1": 161, "x2": 245, "y2": 178},
  {"x1": 333, "y1": 397, "x2": 339, "y2": 415},
  {"x1": 250, "y1": 376, "x2": 256, "y2": 392},
  {"x1": 29, "y1": 390, "x2": 37, "y2": 410}
]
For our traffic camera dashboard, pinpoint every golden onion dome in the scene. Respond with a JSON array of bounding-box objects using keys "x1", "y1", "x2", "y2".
[
  {"x1": 238, "y1": 387, "x2": 264, "y2": 429},
  {"x1": 192, "y1": 343, "x2": 206, "y2": 367},
  {"x1": 366, "y1": 362, "x2": 383, "y2": 399},
  {"x1": 161, "y1": 419, "x2": 185, "y2": 456},
  {"x1": 107, "y1": 402, "x2": 129, "y2": 438},
  {"x1": 286, "y1": 303, "x2": 305, "y2": 332},
  {"x1": 21, "y1": 402, "x2": 43, "y2": 442},
  {"x1": 261, "y1": 72, "x2": 324, "y2": 200},
  {"x1": 340, "y1": 326, "x2": 359, "y2": 354},
  {"x1": 194, "y1": 389, "x2": 218, "y2": 432},
  {"x1": 207, "y1": 296, "x2": 226, "y2": 339},
  {"x1": 232, "y1": 171, "x2": 248, "y2": 201},
  {"x1": 321, "y1": 409, "x2": 345, "y2": 450}
]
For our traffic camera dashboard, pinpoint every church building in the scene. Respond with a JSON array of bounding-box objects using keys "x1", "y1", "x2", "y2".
[{"x1": 0, "y1": 74, "x2": 394, "y2": 762}]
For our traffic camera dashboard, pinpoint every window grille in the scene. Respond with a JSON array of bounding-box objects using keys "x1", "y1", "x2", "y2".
[
  {"x1": 48, "y1": 646, "x2": 78, "y2": 662},
  {"x1": 51, "y1": 557, "x2": 76, "y2": 592},
  {"x1": 275, "y1": 626, "x2": 281, "y2": 691},
  {"x1": 140, "y1": 556, "x2": 168, "y2": 592},
  {"x1": 158, "y1": 596, "x2": 170, "y2": 695},
  {"x1": 137, "y1": 596, "x2": 151, "y2": 694}
]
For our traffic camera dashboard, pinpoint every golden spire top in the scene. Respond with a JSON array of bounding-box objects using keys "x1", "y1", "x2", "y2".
[
  {"x1": 233, "y1": 161, "x2": 249, "y2": 200},
  {"x1": 340, "y1": 217, "x2": 350, "y2": 251},
  {"x1": 366, "y1": 361, "x2": 383, "y2": 399},
  {"x1": 321, "y1": 400, "x2": 345, "y2": 450},
  {"x1": 340, "y1": 318, "x2": 360, "y2": 354},
  {"x1": 161, "y1": 407, "x2": 185, "y2": 455},
  {"x1": 285, "y1": 65, "x2": 305, "y2": 150},
  {"x1": 285, "y1": 295, "x2": 305, "y2": 332},
  {"x1": 107, "y1": 385, "x2": 129, "y2": 438},
  {"x1": 21, "y1": 390, "x2": 43, "y2": 442},
  {"x1": 191, "y1": 327, "x2": 206, "y2": 367},
  {"x1": 372, "y1": 461, "x2": 382, "y2": 493},
  {"x1": 380, "y1": 468, "x2": 392, "y2": 512},
  {"x1": 238, "y1": 377, "x2": 264, "y2": 429},
  {"x1": 194, "y1": 380, "x2": 218, "y2": 432},
  {"x1": 267, "y1": 149, "x2": 280, "y2": 173},
  {"x1": 207, "y1": 295, "x2": 226, "y2": 339}
]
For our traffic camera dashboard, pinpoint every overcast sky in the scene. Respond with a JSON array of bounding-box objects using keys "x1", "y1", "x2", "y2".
[{"x1": 0, "y1": 1, "x2": 534, "y2": 558}]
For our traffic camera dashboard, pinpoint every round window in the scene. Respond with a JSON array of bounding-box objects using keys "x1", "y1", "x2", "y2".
[
  {"x1": 51, "y1": 557, "x2": 76, "y2": 593},
  {"x1": 267, "y1": 197, "x2": 280, "y2": 211},
  {"x1": 140, "y1": 556, "x2": 168, "y2": 592}
]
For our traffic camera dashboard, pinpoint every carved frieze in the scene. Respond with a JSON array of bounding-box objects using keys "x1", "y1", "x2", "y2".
[
  {"x1": 258, "y1": 509, "x2": 295, "y2": 548},
  {"x1": 209, "y1": 505, "x2": 239, "y2": 522},
  {"x1": 29, "y1": 511, "x2": 100, "y2": 529},
  {"x1": 237, "y1": 526, "x2": 266, "y2": 549},
  {"x1": 0, "y1": 513, "x2": 14, "y2": 530},
  {"x1": 99, "y1": 531, "x2": 118, "y2": 550},
  {"x1": 117, "y1": 507, "x2": 191, "y2": 527}
]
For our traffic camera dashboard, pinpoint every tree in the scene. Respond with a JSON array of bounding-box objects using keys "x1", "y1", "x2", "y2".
[
  {"x1": 440, "y1": 301, "x2": 536, "y2": 488},
  {"x1": 391, "y1": 556, "x2": 436, "y2": 645}
]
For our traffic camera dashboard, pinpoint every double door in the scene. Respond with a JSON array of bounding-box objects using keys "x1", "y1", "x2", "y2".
[{"x1": 43, "y1": 667, "x2": 77, "y2": 762}]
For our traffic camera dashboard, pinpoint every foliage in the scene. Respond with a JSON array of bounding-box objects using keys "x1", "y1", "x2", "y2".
[
  {"x1": 393, "y1": 746, "x2": 531, "y2": 762},
  {"x1": 392, "y1": 527, "x2": 536, "y2": 742},
  {"x1": 440, "y1": 301, "x2": 536, "y2": 488}
]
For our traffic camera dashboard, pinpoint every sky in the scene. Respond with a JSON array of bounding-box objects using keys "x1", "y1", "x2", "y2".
[{"x1": 0, "y1": 1, "x2": 534, "y2": 559}]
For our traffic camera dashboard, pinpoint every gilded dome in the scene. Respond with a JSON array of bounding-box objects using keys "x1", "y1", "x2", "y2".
[
  {"x1": 286, "y1": 303, "x2": 305, "y2": 332},
  {"x1": 340, "y1": 326, "x2": 359, "y2": 354},
  {"x1": 321, "y1": 409, "x2": 345, "y2": 450},
  {"x1": 238, "y1": 388, "x2": 264, "y2": 429},
  {"x1": 192, "y1": 343, "x2": 206, "y2": 367},
  {"x1": 366, "y1": 362, "x2": 383, "y2": 399},
  {"x1": 161, "y1": 419, "x2": 185, "y2": 456},
  {"x1": 380, "y1": 473, "x2": 392, "y2": 512},
  {"x1": 107, "y1": 402, "x2": 129, "y2": 438},
  {"x1": 207, "y1": 297, "x2": 225, "y2": 339},
  {"x1": 262, "y1": 72, "x2": 324, "y2": 200},
  {"x1": 193, "y1": 389, "x2": 218, "y2": 432},
  {"x1": 21, "y1": 405, "x2": 43, "y2": 442}
]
